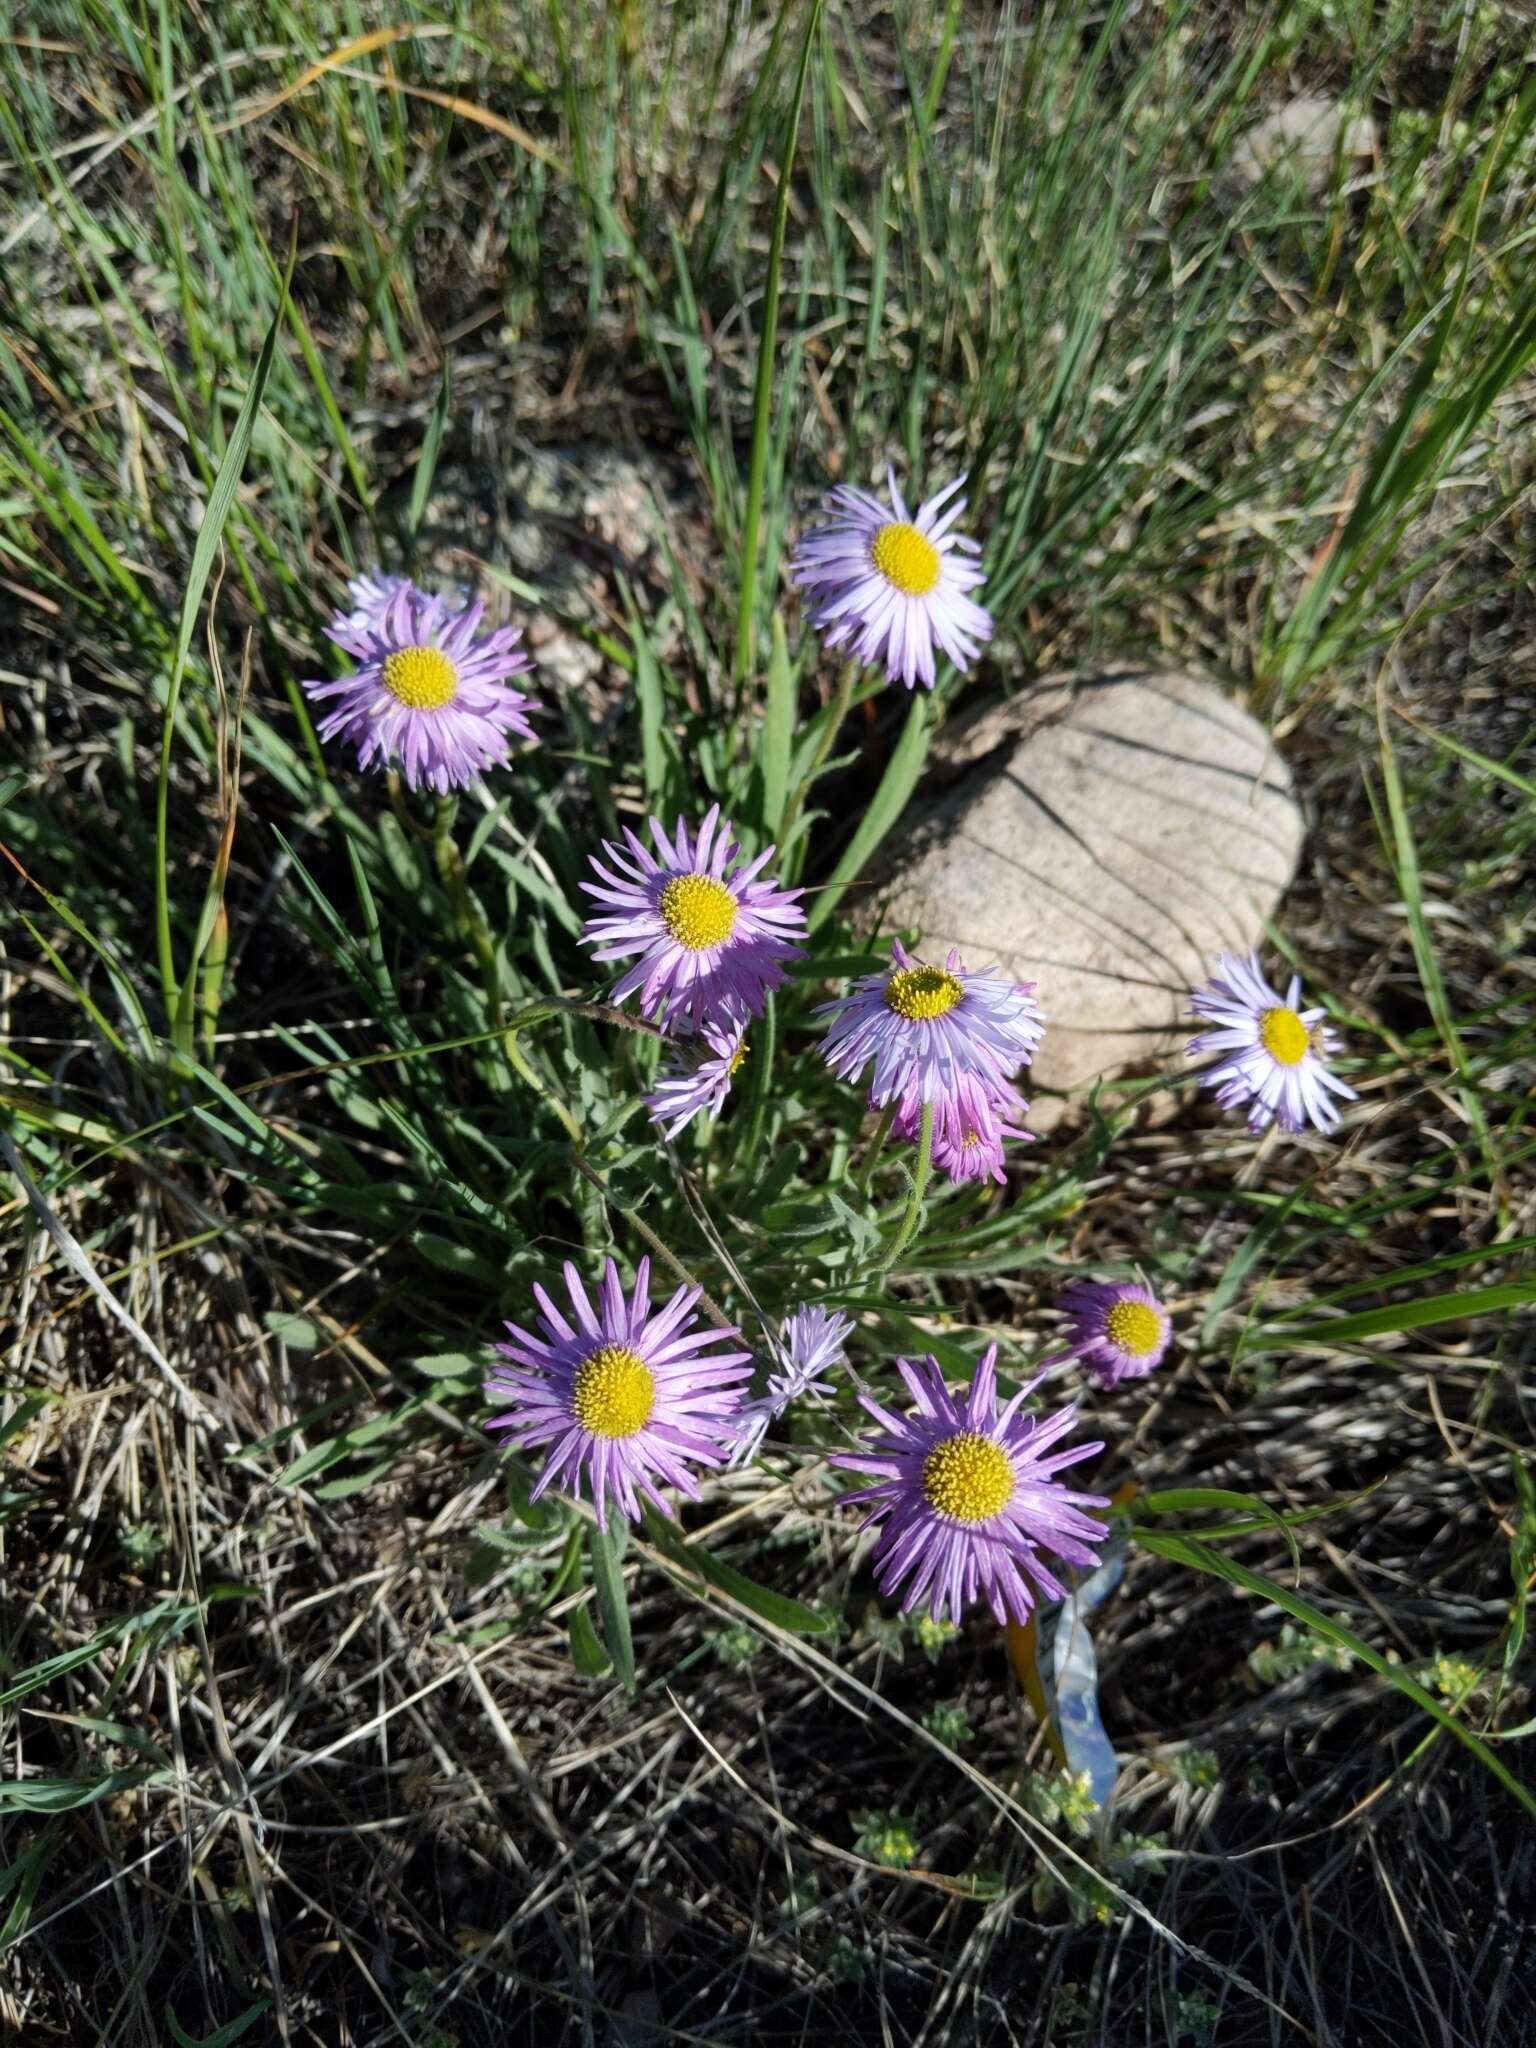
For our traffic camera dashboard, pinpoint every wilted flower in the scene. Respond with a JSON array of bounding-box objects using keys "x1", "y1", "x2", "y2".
[
  {"x1": 580, "y1": 805, "x2": 806, "y2": 1032},
  {"x1": 729, "y1": 1304, "x2": 854, "y2": 1467},
  {"x1": 646, "y1": 1016, "x2": 749, "y2": 1139},
  {"x1": 792, "y1": 468, "x2": 992, "y2": 690},
  {"x1": 1188, "y1": 951, "x2": 1356, "y2": 1136},
  {"x1": 890, "y1": 1075, "x2": 1033, "y2": 1185},
  {"x1": 1051, "y1": 1278, "x2": 1171, "y2": 1388},
  {"x1": 832, "y1": 1348, "x2": 1105, "y2": 1625},
  {"x1": 485, "y1": 1257, "x2": 752, "y2": 1528},
  {"x1": 303, "y1": 582, "x2": 537, "y2": 793},
  {"x1": 330, "y1": 569, "x2": 416, "y2": 639}
]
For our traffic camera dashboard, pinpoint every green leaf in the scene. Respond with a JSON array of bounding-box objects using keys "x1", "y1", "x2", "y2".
[
  {"x1": 1133, "y1": 1529, "x2": 1536, "y2": 1818},
  {"x1": 263, "y1": 1310, "x2": 318, "y2": 1351},
  {"x1": 809, "y1": 696, "x2": 930, "y2": 933},
  {"x1": 649, "y1": 1519, "x2": 833, "y2": 1635},
  {"x1": 0, "y1": 1599, "x2": 198, "y2": 1708},
  {"x1": 157, "y1": 244, "x2": 292, "y2": 1024},
  {"x1": 588, "y1": 1521, "x2": 636, "y2": 1692},
  {"x1": 760, "y1": 610, "x2": 794, "y2": 836},
  {"x1": 0, "y1": 1766, "x2": 174, "y2": 1813},
  {"x1": 1378, "y1": 715, "x2": 1495, "y2": 1175},
  {"x1": 1, "y1": 1391, "x2": 55, "y2": 1448},
  {"x1": 406, "y1": 358, "x2": 452, "y2": 534},
  {"x1": 166, "y1": 1999, "x2": 273, "y2": 2048},
  {"x1": 413, "y1": 1349, "x2": 484, "y2": 1380},
  {"x1": 629, "y1": 587, "x2": 670, "y2": 810},
  {"x1": 568, "y1": 1601, "x2": 613, "y2": 1678},
  {"x1": 1505, "y1": 1453, "x2": 1535, "y2": 1678},
  {"x1": 734, "y1": 0, "x2": 822, "y2": 682},
  {"x1": 1257, "y1": 1282, "x2": 1536, "y2": 1349},
  {"x1": 1393, "y1": 711, "x2": 1536, "y2": 803},
  {"x1": 411, "y1": 1233, "x2": 505, "y2": 1286}
]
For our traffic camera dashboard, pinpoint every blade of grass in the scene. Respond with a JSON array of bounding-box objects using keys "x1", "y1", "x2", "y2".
[
  {"x1": 733, "y1": 0, "x2": 821, "y2": 689},
  {"x1": 153, "y1": 235, "x2": 293, "y2": 1020},
  {"x1": 759, "y1": 611, "x2": 794, "y2": 837},
  {"x1": 1376, "y1": 692, "x2": 1497, "y2": 1183},
  {"x1": 588, "y1": 1521, "x2": 636, "y2": 1692},
  {"x1": 808, "y1": 695, "x2": 929, "y2": 933},
  {"x1": 1253, "y1": 1282, "x2": 1536, "y2": 1350},
  {"x1": 1133, "y1": 1529, "x2": 1536, "y2": 1818}
]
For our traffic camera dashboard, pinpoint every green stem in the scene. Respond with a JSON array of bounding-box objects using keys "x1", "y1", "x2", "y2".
[
  {"x1": 779, "y1": 657, "x2": 857, "y2": 853},
  {"x1": 433, "y1": 796, "x2": 504, "y2": 1033},
  {"x1": 875, "y1": 1100, "x2": 933, "y2": 1274},
  {"x1": 737, "y1": 994, "x2": 777, "y2": 1163},
  {"x1": 732, "y1": 0, "x2": 822, "y2": 690},
  {"x1": 573, "y1": 1156, "x2": 735, "y2": 1330},
  {"x1": 854, "y1": 1100, "x2": 896, "y2": 1198},
  {"x1": 432, "y1": 797, "x2": 584, "y2": 1149},
  {"x1": 505, "y1": 1029, "x2": 585, "y2": 1149}
]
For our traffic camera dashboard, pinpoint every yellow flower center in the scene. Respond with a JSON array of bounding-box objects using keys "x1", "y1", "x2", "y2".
[
  {"x1": 884, "y1": 964, "x2": 964, "y2": 1022},
  {"x1": 729, "y1": 1041, "x2": 749, "y2": 1075},
  {"x1": 1259, "y1": 1005, "x2": 1309, "y2": 1067},
  {"x1": 1104, "y1": 1299, "x2": 1163, "y2": 1357},
  {"x1": 658, "y1": 872, "x2": 739, "y2": 951},
  {"x1": 571, "y1": 1344, "x2": 655, "y2": 1439},
  {"x1": 380, "y1": 644, "x2": 458, "y2": 711},
  {"x1": 921, "y1": 1431, "x2": 1015, "y2": 1523},
  {"x1": 871, "y1": 520, "x2": 942, "y2": 598}
]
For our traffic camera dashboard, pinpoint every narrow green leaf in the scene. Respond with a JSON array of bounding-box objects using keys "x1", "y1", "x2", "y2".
[
  {"x1": 651, "y1": 1519, "x2": 833, "y2": 1635},
  {"x1": 1304, "y1": 1235, "x2": 1536, "y2": 1309},
  {"x1": 263, "y1": 1310, "x2": 318, "y2": 1351},
  {"x1": 166, "y1": 1998, "x2": 273, "y2": 2048},
  {"x1": 1393, "y1": 710, "x2": 1536, "y2": 803},
  {"x1": 1134, "y1": 1529, "x2": 1536, "y2": 1817},
  {"x1": 1, "y1": 1391, "x2": 54, "y2": 1448},
  {"x1": 407, "y1": 359, "x2": 452, "y2": 533},
  {"x1": 413, "y1": 1349, "x2": 483, "y2": 1380},
  {"x1": 760, "y1": 610, "x2": 794, "y2": 835},
  {"x1": 630, "y1": 591, "x2": 668, "y2": 809},
  {"x1": 809, "y1": 696, "x2": 930, "y2": 933},
  {"x1": 156, "y1": 245, "x2": 293, "y2": 1024},
  {"x1": 568, "y1": 1601, "x2": 614, "y2": 1678},
  {"x1": 734, "y1": 0, "x2": 822, "y2": 683},
  {"x1": 0, "y1": 1766, "x2": 174, "y2": 1813},
  {"x1": 0, "y1": 1599, "x2": 197, "y2": 1708},
  {"x1": 589, "y1": 1521, "x2": 636, "y2": 1691},
  {"x1": 1378, "y1": 714, "x2": 1494, "y2": 1173},
  {"x1": 1259, "y1": 1282, "x2": 1536, "y2": 1348},
  {"x1": 1503, "y1": 1453, "x2": 1533, "y2": 1677}
]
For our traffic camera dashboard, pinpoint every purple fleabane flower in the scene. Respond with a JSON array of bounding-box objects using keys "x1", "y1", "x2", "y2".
[
  {"x1": 729, "y1": 1304, "x2": 854, "y2": 1468},
  {"x1": 484, "y1": 1257, "x2": 752, "y2": 1529},
  {"x1": 646, "y1": 1016, "x2": 749, "y2": 1139},
  {"x1": 1188, "y1": 951, "x2": 1356, "y2": 1137},
  {"x1": 832, "y1": 1348, "x2": 1106, "y2": 1625},
  {"x1": 889, "y1": 1075, "x2": 1034, "y2": 1185},
  {"x1": 791, "y1": 468, "x2": 993, "y2": 691},
  {"x1": 304, "y1": 582, "x2": 538, "y2": 794},
  {"x1": 580, "y1": 805, "x2": 807, "y2": 1032},
  {"x1": 331, "y1": 570, "x2": 414, "y2": 639},
  {"x1": 1051, "y1": 1279, "x2": 1172, "y2": 1389},
  {"x1": 819, "y1": 939, "x2": 1043, "y2": 1114}
]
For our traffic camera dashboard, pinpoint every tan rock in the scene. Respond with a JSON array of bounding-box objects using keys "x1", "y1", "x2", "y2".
[
  {"x1": 1230, "y1": 94, "x2": 1376, "y2": 196},
  {"x1": 872, "y1": 667, "x2": 1304, "y2": 1130}
]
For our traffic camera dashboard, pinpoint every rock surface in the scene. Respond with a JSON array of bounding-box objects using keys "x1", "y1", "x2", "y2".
[
  {"x1": 873, "y1": 667, "x2": 1304, "y2": 1130},
  {"x1": 1231, "y1": 93, "x2": 1376, "y2": 195},
  {"x1": 405, "y1": 443, "x2": 694, "y2": 708}
]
